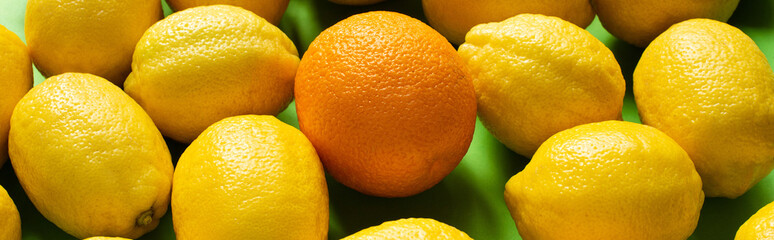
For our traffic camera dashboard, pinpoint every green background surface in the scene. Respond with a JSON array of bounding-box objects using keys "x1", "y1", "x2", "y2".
[{"x1": 1, "y1": 0, "x2": 773, "y2": 239}]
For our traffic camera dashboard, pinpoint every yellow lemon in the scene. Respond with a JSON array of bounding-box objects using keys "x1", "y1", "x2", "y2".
[
  {"x1": 172, "y1": 115, "x2": 328, "y2": 239},
  {"x1": 0, "y1": 185, "x2": 21, "y2": 240},
  {"x1": 342, "y1": 218, "x2": 472, "y2": 240},
  {"x1": 328, "y1": 0, "x2": 386, "y2": 6},
  {"x1": 591, "y1": 0, "x2": 740, "y2": 47},
  {"x1": 458, "y1": 14, "x2": 625, "y2": 158},
  {"x1": 165, "y1": 0, "x2": 289, "y2": 25},
  {"x1": 633, "y1": 19, "x2": 774, "y2": 198},
  {"x1": 736, "y1": 201, "x2": 774, "y2": 239},
  {"x1": 9, "y1": 73, "x2": 173, "y2": 239},
  {"x1": 125, "y1": 5, "x2": 299, "y2": 143},
  {"x1": 423, "y1": 0, "x2": 595, "y2": 44},
  {"x1": 0, "y1": 25, "x2": 32, "y2": 165},
  {"x1": 505, "y1": 121, "x2": 704, "y2": 240},
  {"x1": 84, "y1": 238, "x2": 131, "y2": 240},
  {"x1": 25, "y1": 0, "x2": 161, "y2": 85}
]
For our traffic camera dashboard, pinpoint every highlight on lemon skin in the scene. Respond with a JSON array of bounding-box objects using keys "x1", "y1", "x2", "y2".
[
  {"x1": 423, "y1": 0, "x2": 595, "y2": 45},
  {"x1": 458, "y1": 14, "x2": 625, "y2": 158},
  {"x1": 505, "y1": 121, "x2": 704, "y2": 240},
  {"x1": 736, "y1": 201, "x2": 774, "y2": 240},
  {"x1": 633, "y1": 18, "x2": 774, "y2": 198},
  {"x1": 342, "y1": 218, "x2": 473, "y2": 240},
  {"x1": 294, "y1": 11, "x2": 477, "y2": 198}
]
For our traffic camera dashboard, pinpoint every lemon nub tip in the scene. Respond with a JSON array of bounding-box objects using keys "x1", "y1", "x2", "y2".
[{"x1": 136, "y1": 209, "x2": 153, "y2": 227}]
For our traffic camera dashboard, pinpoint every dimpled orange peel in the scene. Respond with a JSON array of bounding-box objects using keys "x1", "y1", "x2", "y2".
[{"x1": 295, "y1": 11, "x2": 477, "y2": 198}]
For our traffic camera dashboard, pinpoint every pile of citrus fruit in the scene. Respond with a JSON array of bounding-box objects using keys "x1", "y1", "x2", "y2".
[{"x1": 0, "y1": 0, "x2": 772, "y2": 239}]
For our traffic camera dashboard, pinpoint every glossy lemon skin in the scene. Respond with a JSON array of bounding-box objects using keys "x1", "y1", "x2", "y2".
[
  {"x1": 83, "y1": 237, "x2": 132, "y2": 240},
  {"x1": 9, "y1": 73, "x2": 173, "y2": 239},
  {"x1": 458, "y1": 14, "x2": 626, "y2": 158},
  {"x1": 0, "y1": 25, "x2": 32, "y2": 165},
  {"x1": 125, "y1": 5, "x2": 299, "y2": 144},
  {"x1": 342, "y1": 218, "x2": 472, "y2": 240},
  {"x1": 172, "y1": 115, "x2": 328, "y2": 239},
  {"x1": 328, "y1": 0, "x2": 386, "y2": 6},
  {"x1": 634, "y1": 19, "x2": 774, "y2": 198},
  {"x1": 423, "y1": 0, "x2": 595, "y2": 44},
  {"x1": 0, "y1": 185, "x2": 21, "y2": 240},
  {"x1": 591, "y1": 0, "x2": 739, "y2": 47},
  {"x1": 25, "y1": 0, "x2": 161, "y2": 85},
  {"x1": 505, "y1": 121, "x2": 704, "y2": 240},
  {"x1": 736, "y1": 201, "x2": 774, "y2": 240},
  {"x1": 166, "y1": 0, "x2": 289, "y2": 25}
]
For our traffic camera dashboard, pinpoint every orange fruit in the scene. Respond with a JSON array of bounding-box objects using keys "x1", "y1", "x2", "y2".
[{"x1": 295, "y1": 11, "x2": 477, "y2": 198}]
